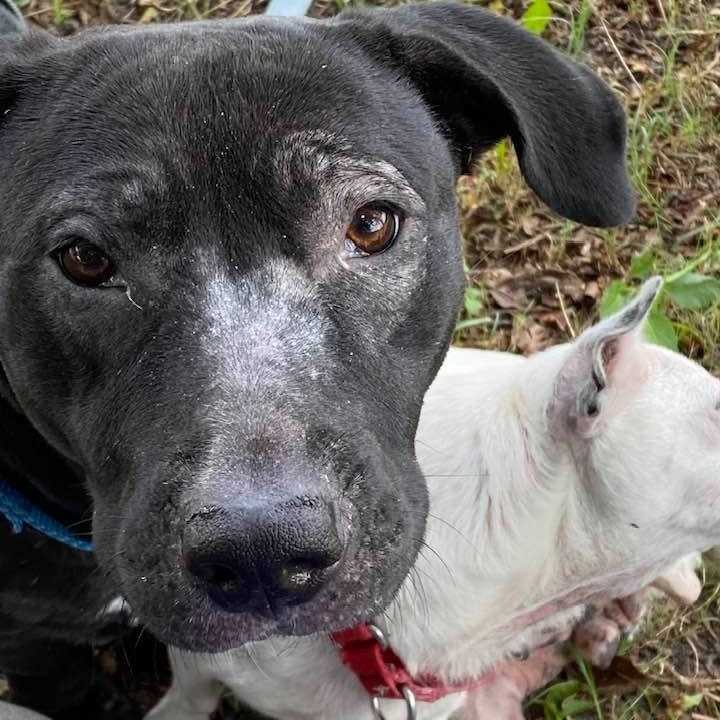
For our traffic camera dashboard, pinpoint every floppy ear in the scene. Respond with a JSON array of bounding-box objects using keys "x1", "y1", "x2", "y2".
[
  {"x1": 330, "y1": 2, "x2": 635, "y2": 227},
  {"x1": 0, "y1": 51, "x2": 17, "y2": 146},
  {"x1": 0, "y1": 0, "x2": 25, "y2": 37},
  {"x1": 0, "y1": 34, "x2": 27, "y2": 131},
  {"x1": 548, "y1": 277, "x2": 662, "y2": 437},
  {"x1": 0, "y1": 31, "x2": 53, "y2": 140}
]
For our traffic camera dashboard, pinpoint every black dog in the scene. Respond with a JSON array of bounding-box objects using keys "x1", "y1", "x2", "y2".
[{"x1": 0, "y1": 3, "x2": 633, "y2": 715}]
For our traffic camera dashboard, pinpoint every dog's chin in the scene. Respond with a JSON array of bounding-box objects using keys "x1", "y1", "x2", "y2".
[{"x1": 140, "y1": 584, "x2": 395, "y2": 653}]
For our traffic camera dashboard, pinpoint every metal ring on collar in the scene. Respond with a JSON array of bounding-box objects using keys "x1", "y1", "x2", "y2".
[
  {"x1": 368, "y1": 624, "x2": 389, "y2": 649},
  {"x1": 370, "y1": 686, "x2": 417, "y2": 720}
]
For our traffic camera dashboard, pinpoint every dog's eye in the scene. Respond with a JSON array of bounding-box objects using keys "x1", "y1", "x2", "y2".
[
  {"x1": 345, "y1": 205, "x2": 399, "y2": 256},
  {"x1": 58, "y1": 242, "x2": 115, "y2": 287}
]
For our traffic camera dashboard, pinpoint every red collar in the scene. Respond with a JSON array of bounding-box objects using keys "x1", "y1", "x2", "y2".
[{"x1": 331, "y1": 624, "x2": 492, "y2": 704}]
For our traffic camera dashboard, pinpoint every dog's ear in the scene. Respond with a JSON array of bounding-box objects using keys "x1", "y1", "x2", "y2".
[
  {"x1": 330, "y1": 2, "x2": 635, "y2": 227},
  {"x1": 548, "y1": 277, "x2": 661, "y2": 437},
  {"x1": 0, "y1": 0, "x2": 26, "y2": 36},
  {"x1": 0, "y1": 35, "x2": 29, "y2": 132},
  {"x1": 0, "y1": 33, "x2": 53, "y2": 135},
  {"x1": 0, "y1": 39, "x2": 17, "y2": 122}
]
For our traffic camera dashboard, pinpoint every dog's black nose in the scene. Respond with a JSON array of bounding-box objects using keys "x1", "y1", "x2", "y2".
[{"x1": 182, "y1": 498, "x2": 343, "y2": 615}]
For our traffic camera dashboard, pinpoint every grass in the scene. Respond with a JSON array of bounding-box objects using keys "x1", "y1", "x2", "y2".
[
  {"x1": 10, "y1": 0, "x2": 720, "y2": 717},
  {"x1": 567, "y1": 0, "x2": 593, "y2": 56}
]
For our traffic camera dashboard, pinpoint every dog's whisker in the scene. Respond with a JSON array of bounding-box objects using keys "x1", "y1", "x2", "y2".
[
  {"x1": 414, "y1": 438, "x2": 450, "y2": 457},
  {"x1": 411, "y1": 536, "x2": 455, "y2": 584},
  {"x1": 427, "y1": 512, "x2": 479, "y2": 550},
  {"x1": 422, "y1": 474, "x2": 481, "y2": 478},
  {"x1": 405, "y1": 566, "x2": 431, "y2": 625},
  {"x1": 245, "y1": 643, "x2": 274, "y2": 683}
]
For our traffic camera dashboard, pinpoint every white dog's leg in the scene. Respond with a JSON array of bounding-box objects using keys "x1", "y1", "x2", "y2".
[
  {"x1": 145, "y1": 649, "x2": 223, "y2": 720},
  {"x1": 457, "y1": 644, "x2": 568, "y2": 720}
]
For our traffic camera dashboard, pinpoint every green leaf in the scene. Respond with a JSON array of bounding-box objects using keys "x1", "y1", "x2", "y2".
[
  {"x1": 599, "y1": 280, "x2": 632, "y2": 318},
  {"x1": 521, "y1": 0, "x2": 553, "y2": 35},
  {"x1": 495, "y1": 139, "x2": 509, "y2": 172},
  {"x1": 544, "y1": 681, "x2": 582, "y2": 707},
  {"x1": 561, "y1": 697, "x2": 596, "y2": 717},
  {"x1": 464, "y1": 285, "x2": 484, "y2": 317},
  {"x1": 665, "y1": 272, "x2": 720, "y2": 310},
  {"x1": 680, "y1": 693, "x2": 704, "y2": 711},
  {"x1": 544, "y1": 705, "x2": 561, "y2": 720},
  {"x1": 644, "y1": 310, "x2": 678, "y2": 351},
  {"x1": 630, "y1": 249, "x2": 656, "y2": 279}
]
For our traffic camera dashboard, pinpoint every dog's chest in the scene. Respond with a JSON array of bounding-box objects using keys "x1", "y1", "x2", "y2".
[{"x1": 211, "y1": 636, "x2": 466, "y2": 720}]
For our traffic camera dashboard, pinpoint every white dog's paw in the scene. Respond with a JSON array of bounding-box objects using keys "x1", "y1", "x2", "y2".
[{"x1": 651, "y1": 554, "x2": 702, "y2": 606}]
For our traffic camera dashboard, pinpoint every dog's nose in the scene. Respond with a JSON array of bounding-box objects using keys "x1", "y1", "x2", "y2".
[{"x1": 182, "y1": 498, "x2": 343, "y2": 615}]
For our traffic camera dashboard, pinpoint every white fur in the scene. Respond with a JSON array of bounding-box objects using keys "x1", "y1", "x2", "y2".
[
  {"x1": 0, "y1": 702, "x2": 52, "y2": 720},
  {"x1": 147, "y1": 285, "x2": 720, "y2": 720}
]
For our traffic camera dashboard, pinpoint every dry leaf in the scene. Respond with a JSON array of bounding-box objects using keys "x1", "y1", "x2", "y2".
[
  {"x1": 140, "y1": 5, "x2": 158, "y2": 21},
  {"x1": 513, "y1": 321, "x2": 547, "y2": 355}
]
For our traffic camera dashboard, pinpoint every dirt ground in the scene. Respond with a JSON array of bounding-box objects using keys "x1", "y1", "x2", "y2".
[{"x1": 5, "y1": 0, "x2": 720, "y2": 717}]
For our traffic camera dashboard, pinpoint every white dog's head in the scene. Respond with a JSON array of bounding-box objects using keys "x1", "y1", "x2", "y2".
[
  {"x1": 527, "y1": 278, "x2": 720, "y2": 588},
  {"x1": 396, "y1": 279, "x2": 717, "y2": 679}
]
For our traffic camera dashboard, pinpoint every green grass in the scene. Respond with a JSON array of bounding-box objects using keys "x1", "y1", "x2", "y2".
[
  {"x1": 51, "y1": 0, "x2": 66, "y2": 27},
  {"x1": 566, "y1": 0, "x2": 592, "y2": 55}
]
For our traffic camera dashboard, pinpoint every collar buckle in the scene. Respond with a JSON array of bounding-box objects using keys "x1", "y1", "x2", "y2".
[
  {"x1": 331, "y1": 622, "x2": 483, "y2": 715},
  {"x1": 371, "y1": 684, "x2": 417, "y2": 720}
]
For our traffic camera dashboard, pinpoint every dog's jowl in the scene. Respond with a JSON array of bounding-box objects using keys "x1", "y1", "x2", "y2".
[{"x1": 0, "y1": 2, "x2": 633, "y2": 713}]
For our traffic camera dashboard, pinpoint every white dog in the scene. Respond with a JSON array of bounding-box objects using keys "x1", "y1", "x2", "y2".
[{"x1": 147, "y1": 277, "x2": 716, "y2": 720}]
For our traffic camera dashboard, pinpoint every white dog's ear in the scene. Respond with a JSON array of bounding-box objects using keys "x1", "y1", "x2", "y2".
[{"x1": 548, "y1": 277, "x2": 662, "y2": 436}]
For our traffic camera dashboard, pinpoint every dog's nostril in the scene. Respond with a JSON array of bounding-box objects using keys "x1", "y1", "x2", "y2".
[
  {"x1": 186, "y1": 558, "x2": 253, "y2": 607},
  {"x1": 195, "y1": 563, "x2": 237, "y2": 592},
  {"x1": 273, "y1": 558, "x2": 328, "y2": 595},
  {"x1": 276, "y1": 561, "x2": 314, "y2": 592}
]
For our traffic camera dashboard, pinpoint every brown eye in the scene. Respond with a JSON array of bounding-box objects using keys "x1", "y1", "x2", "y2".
[
  {"x1": 59, "y1": 242, "x2": 114, "y2": 287},
  {"x1": 345, "y1": 205, "x2": 399, "y2": 256}
]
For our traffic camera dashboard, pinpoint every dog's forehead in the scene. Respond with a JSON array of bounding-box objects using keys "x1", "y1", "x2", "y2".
[
  {"x1": 21, "y1": 21, "x2": 438, "y2": 244},
  {"x1": 48, "y1": 19, "x2": 414, "y2": 152}
]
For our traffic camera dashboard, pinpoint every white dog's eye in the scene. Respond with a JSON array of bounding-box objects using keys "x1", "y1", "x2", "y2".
[
  {"x1": 585, "y1": 397, "x2": 600, "y2": 417},
  {"x1": 578, "y1": 382, "x2": 600, "y2": 418}
]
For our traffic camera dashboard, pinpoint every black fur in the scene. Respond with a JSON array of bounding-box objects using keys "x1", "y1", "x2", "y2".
[{"x1": 0, "y1": 4, "x2": 633, "y2": 714}]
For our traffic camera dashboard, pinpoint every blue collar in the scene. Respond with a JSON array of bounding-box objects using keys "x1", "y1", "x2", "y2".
[{"x1": 0, "y1": 477, "x2": 94, "y2": 552}]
